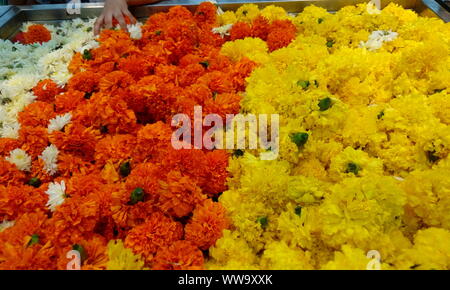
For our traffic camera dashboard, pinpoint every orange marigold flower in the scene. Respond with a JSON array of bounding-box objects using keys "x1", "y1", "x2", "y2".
[
  {"x1": 22, "y1": 24, "x2": 51, "y2": 44},
  {"x1": 0, "y1": 138, "x2": 20, "y2": 158},
  {"x1": 57, "y1": 152, "x2": 98, "y2": 178},
  {"x1": 202, "y1": 150, "x2": 229, "y2": 196},
  {"x1": 49, "y1": 123, "x2": 100, "y2": 161},
  {"x1": 0, "y1": 185, "x2": 48, "y2": 221},
  {"x1": 32, "y1": 79, "x2": 63, "y2": 103},
  {"x1": 152, "y1": 240, "x2": 204, "y2": 270},
  {"x1": 125, "y1": 162, "x2": 161, "y2": 197},
  {"x1": 0, "y1": 211, "x2": 55, "y2": 270},
  {"x1": 124, "y1": 211, "x2": 183, "y2": 262},
  {"x1": 99, "y1": 71, "x2": 135, "y2": 94},
  {"x1": 67, "y1": 71, "x2": 101, "y2": 93},
  {"x1": 45, "y1": 193, "x2": 102, "y2": 247},
  {"x1": 266, "y1": 19, "x2": 297, "y2": 52},
  {"x1": 111, "y1": 183, "x2": 155, "y2": 228},
  {"x1": 230, "y1": 22, "x2": 253, "y2": 40},
  {"x1": 66, "y1": 174, "x2": 105, "y2": 198},
  {"x1": 157, "y1": 171, "x2": 206, "y2": 218},
  {"x1": 54, "y1": 89, "x2": 85, "y2": 113},
  {"x1": 166, "y1": 5, "x2": 194, "y2": 22},
  {"x1": 133, "y1": 122, "x2": 172, "y2": 162},
  {"x1": 94, "y1": 134, "x2": 136, "y2": 168},
  {"x1": 252, "y1": 16, "x2": 271, "y2": 40},
  {"x1": 185, "y1": 199, "x2": 229, "y2": 250},
  {"x1": 18, "y1": 101, "x2": 56, "y2": 128},
  {"x1": 117, "y1": 54, "x2": 152, "y2": 80},
  {"x1": 0, "y1": 159, "x2": 26, "y2": 187},
  {"x1": 178, "y1": 63, "x2": 207, "y2": 87},
  {"x1": 194, "y1": 2, "x2": 217, "y2": 28},
  {"x1": 19, "y1": 126, "x2": 49, "y2": 158}
]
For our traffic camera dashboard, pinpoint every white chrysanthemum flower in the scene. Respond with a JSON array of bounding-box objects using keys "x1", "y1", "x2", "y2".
[
  {"x1": 5, "y1": 148, "x2": 32, "y2": 171},
  {"x1": 39, "y1": 144, "x2": 59, "y2": 176},
  {"x1": 212, "y1": 24, "x2": 233, "y2": 38},
  {"x1": 360, "y1": 30, "x2": 398, "y2": 51},
  {"x1": 128, "y1": 23, "x2": 143, "y2": 40},
  {"x1": 0, "y1": 220, "x2": 15, "y2": 232},
  {"x1": 75, "y1": 39, "x2": 100, "y2": 53},
  {"x1": 48, "y1": 112, "x2": 72, "y2": 133},
  {"x1": 367, "y1": 2, "x2": 381, "y2": 15},
  {"x1": 45, "y1": 180, "x2": 66, "y2": 212},
  {"x1": 1, "y1": 122, "x2": 21, "y2": 139}
]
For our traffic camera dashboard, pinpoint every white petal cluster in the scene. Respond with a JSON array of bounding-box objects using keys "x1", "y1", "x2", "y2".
[
  {"x1": 0, "y1": 220, "x2": 15, "y2": 232},
  {"x1": 5, "y1": 148, "x2": 32, "y2": 171},
  {"x1": 45, "y1": 180, "x2": 66, "y2": 212},
  {"x1": 360, "y1": 30, "x2": 398, "y2": 51},
  {"x1": 212, "y1": 24, "x2": 234, "y2": 38},
  {"x1": 48, "y1": 112, "x2": 72, "y2": 133},
  {"x1": 39, "y1": 144, "x2": 60, "y2": 176},
  {"x1": 128, "y1": 23, "x2": 143, "y2": 40}
]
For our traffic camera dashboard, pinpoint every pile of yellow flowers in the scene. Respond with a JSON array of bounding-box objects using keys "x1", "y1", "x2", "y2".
[{"x1": 207, "y1": 3, "x2": 450, "y2": 269}]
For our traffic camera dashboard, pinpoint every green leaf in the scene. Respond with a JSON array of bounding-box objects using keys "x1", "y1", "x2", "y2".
[
  {"x1": 27, "y1": 177, "x2": 41, "y2": 188},
  {"x1": 82, "y1": 49, "x2": 92, "y2": 60},
  {"x1": 295, "y1": 206, "x2": 302, "y2": 217},
  {"x1": 129, "y1": 187, "x2": 145, "y2": 205},
  {"x1": 119, "y1": 161, "x2": 131, "y2": 177},
  {"x1": 199, "y1": 61, "x2": 209, "y2": 69},
  {"x1": 426, "y1": 150, "x2": 439, "y2": 163},
  {"x1": 326, "y1": 40, "x2": 334, "y2": 48},
  {"x1": 100, "y1": 125, "x2": 108, "y2": 134},
  {"x1": 318, "y1": 97, "x2": 332, "y2": 111},
  {"x1": 257, "y1": 216, "x2": 268, "y2": 229},
  {"x1": 297, "y1": 80, "x2": 310, "y2": 90},
  {"x1": 233, "y1": 149, "x2": 244, "y2": 157},
  {"x1": 345, "y1": 162, "x2": 360, "y2": 175},
  {"x1": 27, "y1": 234, "x2": 39, "y2": 247},
  {"x1": 290, "y1": 132, "x2": 309, "y2": 148},
  {"x1": 318, "y1": 18, "x2": 324, "y2": 24}
]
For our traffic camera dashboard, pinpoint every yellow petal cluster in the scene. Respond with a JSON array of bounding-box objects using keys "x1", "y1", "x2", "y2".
[{"x1": 208, "y1": 3, "x2": 450, "y2": 269}]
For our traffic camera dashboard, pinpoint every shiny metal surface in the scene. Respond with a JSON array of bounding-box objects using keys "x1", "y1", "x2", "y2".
[{"x1": 0, "y1": 0, "x2": 448, "y2": 40}]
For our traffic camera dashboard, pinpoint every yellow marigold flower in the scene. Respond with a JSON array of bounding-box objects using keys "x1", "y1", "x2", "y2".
[
  {"x1": 318, "y1": 175, "x2": 406, "y2": 248},
  {"x1": 261, "y1": 241, "x2": 314, "y2": 270},
  {"x1": 402, "y1": 168, "x2": 450, "y2": 230},
  {"x1": 260, "y1": 5, "x2": 290, "y2": 22},
  {"x1": 106, "y1": 239, "x2": 146, "y2": 270},
  {"x1": 328, "y1": 147, "x2": 384, "y2": 181},
  {"x1": 235, "y1": 4, "x2": 260, "y2": 23},
  {"x1": 394, "y1": 228, "x2": 450, "y2": 270},
  {"x1": 220, "y1": 37, "x2": 269, "y2": 63},
  {"x1": 322, "y1": 245, "x2": 391, "y2": 270},
  {"x1": 207, "y1": 230, "x2": 259, "y2": 269},
  {"x1": 218, "y1": 10, "x2": 238, "y2": 25}
]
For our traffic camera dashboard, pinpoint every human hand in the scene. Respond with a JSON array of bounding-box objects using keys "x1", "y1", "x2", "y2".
[{"x1": 94, "y1": 0, "x2": 136, "y2": 35}]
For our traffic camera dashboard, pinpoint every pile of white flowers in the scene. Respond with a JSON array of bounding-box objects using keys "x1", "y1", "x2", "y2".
[{"x1": 0, "y1": 18, "x2": 96, "y2": 139}]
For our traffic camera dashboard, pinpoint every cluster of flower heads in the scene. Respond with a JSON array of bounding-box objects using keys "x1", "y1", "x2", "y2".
[
  {"x1": 0, "y1": 19, "x2": 97, "y2": 140},
  {"x1": 13, "y1": 24, "x2": 52, "y2": 45},
  {"x1": 207, "y1": 3, "x2": 450, "y2": 270},
  {"x1": 0, "y1": 2, "x2": 265, "y2": 270}
]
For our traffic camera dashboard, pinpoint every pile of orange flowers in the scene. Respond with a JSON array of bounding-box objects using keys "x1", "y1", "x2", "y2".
[
  {"x1": 0, "y1": 3, "x2": 262, "y2": 270},
  {"x1": 13, "y1": 24, "x2": 52, "y2": 45},
  {"x1": 230, "y1": 16, "x2": 297, "y2": 51}
]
